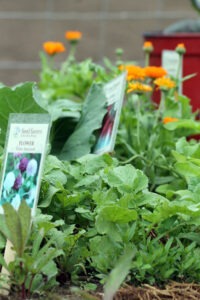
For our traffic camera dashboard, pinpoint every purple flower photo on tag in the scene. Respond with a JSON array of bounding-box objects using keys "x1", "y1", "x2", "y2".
[{"x1": 0, "y1": 152, "x2": 41, "y2": 210}]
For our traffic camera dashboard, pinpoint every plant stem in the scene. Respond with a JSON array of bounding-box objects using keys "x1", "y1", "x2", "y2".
[
  {"x1": 145, "y1": 53, "x2": 149, "y2": 67},
  {"x1": 152, "y1": 90, "x2": 166, "y2": 131},
  {"x1": 136, "y1": 94, "x2": 141, "y2": 150},
  {"x1": 27, "y1": 274, "x2": 35, "y2": 299},
  {"x1": 20, "y1": 261, "x2": 26, "y2": 300},
  {"x1": 176, "y1": 54, "x2": 183, "y2": 94},
  {"x1": 120, "y1": 154, "x2": 145, "y2": 165}
]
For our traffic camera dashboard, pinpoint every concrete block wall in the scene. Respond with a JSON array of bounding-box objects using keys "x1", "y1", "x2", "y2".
[{"x1": 0, "y1": 0, "x2": 198, "y2": 85}]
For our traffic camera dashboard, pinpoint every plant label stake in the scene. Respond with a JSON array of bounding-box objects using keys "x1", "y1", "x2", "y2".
[
  {"x1": 0, "y1": 113, "x2": 51, "y2": 296},
  {"x1": 162, "y1": 50, "x2": 182, "y2": 94},
  {"x1": 93, "y1": 72, "x2": 127, "y2": 155}
]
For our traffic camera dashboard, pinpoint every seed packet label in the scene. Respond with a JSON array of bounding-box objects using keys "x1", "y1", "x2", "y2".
[
  {"x1": 93, "y1": 72, "x2": 126, "y2": 155},
  {"x1": 8, "y1": 123, "x2": 49, "y2": 153},
  {"x1": 162, "y1": 50, "x2": 182, "y2": 93},
  {"x1": 0, "y1": 114, "x2": 51, "y2": 215}
]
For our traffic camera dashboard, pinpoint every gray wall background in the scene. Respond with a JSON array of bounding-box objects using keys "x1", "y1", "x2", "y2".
[{"x1": 0, "y1": 0, "x2": 198, "y2": 85}]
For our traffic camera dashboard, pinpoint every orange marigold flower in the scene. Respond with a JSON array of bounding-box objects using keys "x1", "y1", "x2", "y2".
[
  {"x1": 154, "y1": 76, "x2": 176, "y2": 91},
  {"x1": 43, "y1": 41, "x2": 65, "y2": 55},
  {"x1": 144, "y1": 66, "x2": 167, "y2": 78},
  {"x1": 175, "y1": 43, "x2": 186, "y2": 55},
  {"x1": 143, "y1": 41, "x2": 154, "y2": 52},
  {"x1": 120, "y1": 65, "x2": 146, "y2": 81},
  {"x1": 127, "y1": 82, "x2": 152, "y2": 93},
  {"x1": 163, "y1": 116, "x2": 179, "y2": 124},
  {"x1": 65, "y1": 31, "x2": 82, "y2": 41}
]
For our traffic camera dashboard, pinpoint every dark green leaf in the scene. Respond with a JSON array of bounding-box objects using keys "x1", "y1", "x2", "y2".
[{"x1": 59, "y1": 83, "x2": 107, "y2": 160}]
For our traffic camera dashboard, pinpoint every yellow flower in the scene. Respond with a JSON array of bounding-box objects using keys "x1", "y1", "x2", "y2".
[
  {"x1": 43, "y1": 41, "x2": 65, "y2": 56},
  {"x1": 154, "y1": 77, "x2": 176, "y2": 91},
  {"x1": 175, "y1": 43, "x2": 186, "y2": 55},
  {"x1": 65, "y1": 31, "x2": 82, "y2": 41},
  {"x1": 119, "y1": 65, "x2": 146, "y2": 81},
  {"x1": 127, "y1": 82, "x2": 152, "y2": 93},
  {"x1": 163, "y1": 116, "x2": 179, "y2": 124},
  {"x1": 143, "y1": 41, "x2": 154, "y2": 53},
  {"x1": 144, "y1": 66, "x2": 167, "y2": 79}
]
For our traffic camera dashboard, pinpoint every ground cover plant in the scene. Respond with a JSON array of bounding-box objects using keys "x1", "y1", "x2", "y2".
[{"x1": 0, "y1": 33, "x2": 200, "y2": 300}]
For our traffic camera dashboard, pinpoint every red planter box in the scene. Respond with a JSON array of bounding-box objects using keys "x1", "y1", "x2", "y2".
[{"x1": 143, "y1": 32, "x2": 200, "y2": 112}]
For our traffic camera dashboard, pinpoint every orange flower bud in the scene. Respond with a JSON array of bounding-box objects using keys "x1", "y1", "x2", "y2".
[
  {"x1": 143, "y1": 41, "x2": 154, "y2": 53},
  {"x1": 175, "y1": 43, "x2": 186, "y2": 55},
  {"x1": 65, "y1": 31, "x2": 82, "y2": 41},
  {"x1": 43, "y1": 41, "x2": 65, "y2": 56}
]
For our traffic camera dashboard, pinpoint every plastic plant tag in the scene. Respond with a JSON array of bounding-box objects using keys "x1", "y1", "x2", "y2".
[
  {"x1": 93, "y1": 72, "x2": 127, "y2": 155},
  {"x1": 162, "y1": 50, "x2": 182, "y2": 93},
  {"x1": 0, "y1": 113, "x2": 51, "y2": 216}
]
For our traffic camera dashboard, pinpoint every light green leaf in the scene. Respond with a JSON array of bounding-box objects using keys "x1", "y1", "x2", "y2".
[
  {"x1": 143, "y1": 201, "x2": 200, "y2": 224},
  {"x1": 38, "y1": 185, "x2": 61, "y2": 208},
  {"x1": 104, "y1": 247, "x2": 135, "y2": 300},
  {"x1": 164, "y1": 119, "x2": 200, "y2": 133},
  {"x1": 44, "y1": 99, "x2": 81, "y2": 121},
  {"x1": 101, "y1": 164, "x2": 148, "y2": 194},
  {"x1": 75, "y1": 174, "x2": 100, "y2": 187},
  {"x1": 76, "y1": 153, "x2": 115, "y2": 174},
  {"x1": 3, "y1": 203, "x2": 23, "y2": 256},
  {"x1": 176, "y1": 137, "x2": 200, "y2": 158},
  {"x1": 44, "y1": 155, "x2": 66, "y2": 174},
  {"x1": 96, "y1": 205, "x2": 137, "y2": 227},
  {"x1": 44, "y1": 169, "x2": 67, "y2": 186},
  {"x1": 175, "y1": 161, "x2": 200, "y2": 178},
  {"x1": 18, "y1": 200, "x2": 32, "y2": 251}
]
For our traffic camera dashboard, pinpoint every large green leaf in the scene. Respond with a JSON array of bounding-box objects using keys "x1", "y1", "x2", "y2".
[
  {"x1": 42, "y1": 99, "x2": 81, "y2": 122},
  {"x1": 18, "y1": 200, "x2": 32, "y2": 251},
  {"x1": 59, "y1": 83, "x2": 107, "y2": 160},
  {"x1": 176, "y1": 137, "x2": 200, "y2": 158},
  {"x1": 175, "y1": 161, "x2": 200, "y2": 178},
  {"x1": 0, "y1": 82, "x2": 46, "y2": 146},
  {"x1": 76, "y1": 153, "x2": 115, "y2": 174},
  {"x1": 143, "y1": 201, "x2": 200, "y2": 224},
  {"x1": 0, "y1": 201, "x2": 31, "y2": 257},
  {"x1": 96, "y1": 205, "x2": 138, "y2": 224},
  {"x1": 101, "y1": 164, "x2": 148, "y2": 194},
  {"x1": 164, "y1": 119, "x2": 200, "y2": 133}
]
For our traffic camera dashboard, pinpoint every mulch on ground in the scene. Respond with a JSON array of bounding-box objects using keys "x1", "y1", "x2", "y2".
[
  {"x1": 112, "y1": 282, "x2": 200, "y2": 300},
  {"x1": 1, "y1": 281, "x2": 200, "y2": 299}
]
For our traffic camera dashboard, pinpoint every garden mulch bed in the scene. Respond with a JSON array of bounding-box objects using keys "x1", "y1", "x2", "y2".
[
  {"x1": 66, "y1": 282, "x2": 200, "y2": 300},
  {"x1": 113, "y1": 282, "x2": 200, "y2": 300},
  {"x1": 1, "y1": 281, "x2": 200, "y2": 299}
]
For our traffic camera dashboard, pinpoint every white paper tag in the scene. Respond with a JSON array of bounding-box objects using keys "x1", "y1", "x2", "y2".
[
  {"x1": 162, "y1": 50, "x2": 182, "y2": 93},
  {"x1": 93, "y1": 72, "x2": 126, "y2": 155},
  {"x1": 0, "y1": 114, "x2": 51, "y2": 215}
]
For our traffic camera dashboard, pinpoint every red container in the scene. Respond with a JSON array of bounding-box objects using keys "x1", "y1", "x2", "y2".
[{"x1": 143, "y1": 32, "x2": 200, "y2": 112}]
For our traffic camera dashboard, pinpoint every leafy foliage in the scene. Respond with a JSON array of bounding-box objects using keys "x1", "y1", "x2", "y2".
[
  {"x1": 0, "y1": 202, "x2": 63, "y2": 299},
  {"x1": 36, "y1": 150, "x2": 200, "y2": 287},
  {"x1": 59, "y1": 83, "x2": 107, "y2": 160},
  {"x1": 0, "y1": 83, "x2": 46, "y2": 146}
]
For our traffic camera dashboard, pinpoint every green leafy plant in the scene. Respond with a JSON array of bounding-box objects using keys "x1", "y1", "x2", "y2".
[
  {"x1": 115, "y1": 44, "x2": 200, "y2": 192},
  {"x1": 0, "y1": 82, "x2": 46, "y2": 147},
  {"x1": 0, "y1": 201, "x2": 63, "y2": 299}
]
